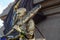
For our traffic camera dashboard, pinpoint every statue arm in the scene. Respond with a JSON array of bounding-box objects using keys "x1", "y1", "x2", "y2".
[{"x1": 26, "y1": 19, "x2": 35, "y2": 39}]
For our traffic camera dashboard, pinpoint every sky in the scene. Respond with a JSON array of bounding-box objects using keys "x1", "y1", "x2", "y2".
[{"x1": 0, "y1": 0, "x2": 14, "y2": 28}]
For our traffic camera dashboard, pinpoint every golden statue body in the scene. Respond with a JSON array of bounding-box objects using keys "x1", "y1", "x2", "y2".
[
  {"x1": 5, "y1": 2, "x2": 41, "y2": 40},
  {"x1": 13, "y1": 8, "x2": 35, "y2": 40}
]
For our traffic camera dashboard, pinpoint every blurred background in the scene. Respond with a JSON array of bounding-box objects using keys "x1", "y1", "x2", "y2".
[
  {"x1": 0, "y1": 0, "x2": 14, "y2": 28},
  {"x1": 0, "y1": 0, "x2": 14, "y2": 37}
]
